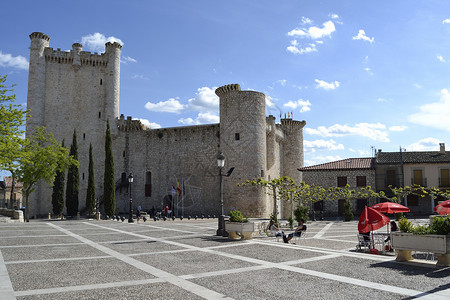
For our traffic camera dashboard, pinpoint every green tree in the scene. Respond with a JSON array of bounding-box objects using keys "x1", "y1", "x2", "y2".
[
  {"x1": 103, "y1": 120, "x2": 115, "y2": 217},
  {"x1": 66, "y1": 129, "x2": 79, "y2": 216},
  {"x1": 0, "y1": 75, "x2": 27, "y2": 207},
  {"x1": 86, "y1": 143, "x2": 96, "y2": 216},
  {"x1": 18, "y1": 127, "x2": 76, "y2": 222},
  {"x1": 51, "y1": 140, "x2": 66, "y2": 218}
]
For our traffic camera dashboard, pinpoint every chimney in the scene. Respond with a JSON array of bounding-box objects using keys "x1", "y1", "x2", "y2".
[{"x1": 440, "y1": 143, "x2": 445, "y2": 154}]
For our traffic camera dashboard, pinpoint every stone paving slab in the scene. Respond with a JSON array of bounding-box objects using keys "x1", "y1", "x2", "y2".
[
  {"x1": 190, "y1": 268, "x2": 405, "y2": 300},
  {"x1": 101, "y1": 240, "x2": 186, "y2": 255},
  {"x1": 298, "y1": 255, "x2": 450, "y2": 292},
  {"x1": 0, "y1": 236, "x2": 79, "y2": 247},
  {"x1": 7, "y1": 257, "x2": 156, "y2": 291},
  {"x1": 1, "y1": 244, "x2": 107, "y2": 261}
]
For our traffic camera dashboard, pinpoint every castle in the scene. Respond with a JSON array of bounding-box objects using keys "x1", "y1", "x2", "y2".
[{"x1": 26, "y1": 32, "x2": 306, "y2": 219}]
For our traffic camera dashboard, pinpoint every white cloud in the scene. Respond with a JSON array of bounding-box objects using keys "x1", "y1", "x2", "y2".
[
  {"x1": 277, "y1": 79, "x2": 287, "y2": 86},
  {"x1": 304, "y1": 139, "x2": 345, "y2": 153},
  {"x1": 301, "y1": 17, "x2": 312, "y2": 25},
  {"x1": 443, "y1": 19, "x2": 450, "y2": 24},
  {"x1": 413, "y1": 83, "x2": 422, "y2": 89},
  {"x1": 389, "y1": 125, "x2": 408, "y2": 132},
  {"x1": 352, "y1": 30, "x2": 374, "y2": 43},
  {"x1": 377, "y1": 97, "x2": 390, "y2": 102},
  {"x1": 144, "y1": 98, "x2": 186, "y2": 113},
  {"x1": 305, "y1": 123, "x2": 389, "y2": 142},
  {"x1": 304, "y1": 155, "x2": 343, "y2": 167},
  {"x1": 265, "y1": 95, "x2": 276, "y2": 108},
  {"x1": 314, "y1": 79, "x2": 340, "y2": 90},
  {"x1": 131, "y1": 74, "x2": 147, "y2": 80},
  {"x1": 364, "y1": 67, "x2": 374, "y2": 75},
  {"x1": 287, "y1": 41, "x2": 317, "y2": 55},
  {"x1": 437, "y1": 55, "x2": 447, "y2": 62},
  {"x1": 187, "y1": 87, "x2": 219, "y2": 112},
  {"x1": 81, "y1": 33, "x2": 123, "y2": 53},
  {"x1": 133, "y1": 118, "x2": 161, "y2": 129},
  {"x1": 0, "y1": 51, "x2": 29, "y2": 70},
  {"x1": 178, "y1": 112, "x2": 219, "y2": 125},
  {"x1": 284, "y1": 99, "x2": 311, "y2": 112},
  {"x1": 406, "y1": 138, "x2": 443, "y2": 151},
  {"x1": 408, "y1": 88, "x2": 450, "y2": 132},
  {"x1": 122, "y1": 56, "x2": 137, "y2": 63},
  {"x1": 288, "y1": 20, "x2": 336, "y2": 39}
]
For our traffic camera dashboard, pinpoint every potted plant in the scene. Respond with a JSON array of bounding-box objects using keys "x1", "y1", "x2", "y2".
[
  {"x1": 391, "y1": 216, "x2": 450, "y2": 266},
  {"x1": 225, "y1": 210, "x2": 254, "y2": 240}
]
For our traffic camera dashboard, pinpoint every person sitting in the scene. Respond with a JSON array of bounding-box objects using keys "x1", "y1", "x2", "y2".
[
  {"x1": 284, "y1": 219, "x2": 307, "y2": 243},
  {"x1": 385, "y1": 221, "x2": 398, "y2": 243},
  {"x1": 268, "y1": 220, "x2": 285, "y2": 239}
]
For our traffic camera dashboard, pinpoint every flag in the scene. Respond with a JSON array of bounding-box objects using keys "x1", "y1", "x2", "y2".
[
  {"x1": 182, "y1": 179, "x2": 185, "y2": 196},
  {"x1": 177, "y1": 180, "x2": 182, "y2": 196},
  {"x1": 171, "y1": 185, "x2": 176, "y2": 197}
]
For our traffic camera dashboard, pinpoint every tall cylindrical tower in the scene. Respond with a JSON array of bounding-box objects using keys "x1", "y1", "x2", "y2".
[
  {"x1": 281, "y1": 119, "x2": 306, "y2": 182},
  {"x1": 105, "y1": 41, "x2": 121, "y2": 129},
  {"x1": 216, "y1": 84, "x2": 267, "y2": 217},
  {"x1": 26, "y1": 32, "x2": 50, "y2": 135}
]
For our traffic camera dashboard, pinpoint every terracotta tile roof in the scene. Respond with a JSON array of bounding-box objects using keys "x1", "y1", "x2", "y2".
[
  {"x1": 298, "y1": 157, "x2": 375, "y2": 171},
  {"x1": 376, "y1": 151, "x2": 450, "y2": 164}
]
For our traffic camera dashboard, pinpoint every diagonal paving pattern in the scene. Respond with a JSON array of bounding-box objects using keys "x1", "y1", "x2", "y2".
[{"x1": 0, "y1": 219, "x2": 449, "y2": 299}]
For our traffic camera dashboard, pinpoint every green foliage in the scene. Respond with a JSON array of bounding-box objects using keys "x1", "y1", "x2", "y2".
[
  {"x1": 51, "y1": 140, "x2": 66, "y2": 217},
  {"x1": 0, "y1": 75, "x2": 27, "y2": 187},
  {"x1": 18, "y1": 127, "x2": 76, "y2": 221},
  {"x1": 294, "y1": 205, "x2": 309, "y2": 223},
  {"x1": 66, "y1": 129, "x2": 79, "y2": 216},
  {"x1": 288, "y1": 217, "x2": 294, "y2": 229},
  {"x1": 430, "y1": 215, "x2": 450, "y2": 235},
  {"x1": 398, "y1": 217, "x2": 414, "y2": 233},
  {"x1": 343, "y1": 200, "x2": 353, "y2": 221},
  {"x1": 85, "y1": 143, "x2": 96, "y2": 216},
  {"x1": 228, "y1": 210, "x2": 248, "y2": 223},
  {"x1": 103, "y1": 120, "x2": 115, "y2": 217}
]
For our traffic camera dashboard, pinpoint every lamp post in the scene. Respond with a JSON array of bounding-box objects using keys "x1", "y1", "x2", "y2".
[
  {"x1": 128, "y1": 173, "x2": 134, "y2": 223},
  {"x1": 216, "y1": 152, "x2": 225, "y2": 236}
]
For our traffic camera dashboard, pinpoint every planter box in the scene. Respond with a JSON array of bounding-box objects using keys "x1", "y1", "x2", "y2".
[
  {"x1": 391, "y1": 232, "x2": 450, "y2": 267},
  {"x1": 225, "y1": 221, "x2": 255, "y2": 240}
]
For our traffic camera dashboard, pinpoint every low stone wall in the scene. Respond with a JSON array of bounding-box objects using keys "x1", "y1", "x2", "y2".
[{"x1": 0, "y1": 208, "x2": 24, "y2": 222}]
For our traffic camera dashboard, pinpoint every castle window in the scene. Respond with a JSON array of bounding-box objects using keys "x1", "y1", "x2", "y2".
[
  {"x1": 261, "y1": 170, "x2": 264, "y2": 178},
  {"x1": 356, "y1": 176, "x2": 366, "y2": 187},
  {"x1": 123, "y1": 151, "x2": 125, "y2": 157},
  {"x1": 98, "y1": 112, "x2": 101, "y2": 119},
  {"x1": 83, "y1": 133, "x2": 86, "y2": 140},
  {"x1": 145, "y1": 172, "x2": 152, "y2": 197},
  {"x1": 235, "y1": 133, "x2": 240, "y2": 141},
  {"x1": 100, "y1": 79, "x2": 102, "y2": 85},
  {"x1": 82, "y1": 173, "x2": 85, "y2": 180}
]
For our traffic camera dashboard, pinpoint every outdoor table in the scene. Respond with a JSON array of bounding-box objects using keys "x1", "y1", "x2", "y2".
[{"x1": 372, "y1": 232, "x2": 390, "y2": 254}]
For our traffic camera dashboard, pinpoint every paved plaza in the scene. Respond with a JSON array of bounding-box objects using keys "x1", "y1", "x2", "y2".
[{"x1": 0, "y1": 218, "x2": 449, "y2": 300}]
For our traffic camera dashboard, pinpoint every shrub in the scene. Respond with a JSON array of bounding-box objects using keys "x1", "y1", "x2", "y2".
[
  {"x1": 294, "y1": 205, "x2": 309, "y2": 223},
  {"x1": 343, "y1": 201, "x2": 353, "y2": 221},
  {"x1": 429, "y1": 215, "x2": 450, "y2": 235},
  {"x1": 398, "y1": 217, "x2": 414, "y2": 233},
  {"x1": 288, "y1": 217, "x2": 294, "y2": 229},
  {"x1": 228, "y1": 210, "x2": 248, "y2": 223},
  {"x1": 269, "y1": 213, "x2": 279, "y2": 227},
  {"x1": 398, "y1": 215, "x2": 450, "y2": 235}
]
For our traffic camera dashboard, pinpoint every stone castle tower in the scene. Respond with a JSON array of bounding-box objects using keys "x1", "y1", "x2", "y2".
[{"x1": 25, "y1": 32, "x2": 306, "y2": 219}]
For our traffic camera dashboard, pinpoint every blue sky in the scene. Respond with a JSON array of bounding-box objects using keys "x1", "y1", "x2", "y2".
[{"x1": 2, "y1": 0, "x2": 450, "y2": 169}]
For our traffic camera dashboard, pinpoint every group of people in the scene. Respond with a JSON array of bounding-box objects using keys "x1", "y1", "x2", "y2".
[{"x1": 268, "y1": 219, "x2": 307, "y2": 243}]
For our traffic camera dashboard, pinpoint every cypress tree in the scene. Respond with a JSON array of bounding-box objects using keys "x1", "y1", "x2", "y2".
[
  {"x1": 66, "y1": 129, "x2": 79, "y2": 216},
  {"x1": 103, "y1": 120, "x2": 115, "y2": 217},
  {"x1": 86, "y1": 143, "x2": 96, "y2": 216},
  {"x1": 52, "y1": 140, "x2": 65, "y2": 218}
]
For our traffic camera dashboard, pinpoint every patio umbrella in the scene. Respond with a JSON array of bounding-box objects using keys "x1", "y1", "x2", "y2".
[
  {"x1": 433, "y1": 200, "x2": 450, "y2": 215},
  {"x1": 370, "y1": 202, "x2": 410, "y2": 214},
  {"x1": 358, "y1": 206, "x2": 390, "y2": 234}
]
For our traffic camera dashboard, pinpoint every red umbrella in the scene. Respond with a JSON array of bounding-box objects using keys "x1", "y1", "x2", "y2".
[
  {"x1": 434, "y1": 200, "x2": 450, "y2": 215},
  {"x1": 371, "y1": 202, "x2": 410, "y2": 214},
  {"x1": 358, "y1": 206, "x2": 390, "y2": 233}
]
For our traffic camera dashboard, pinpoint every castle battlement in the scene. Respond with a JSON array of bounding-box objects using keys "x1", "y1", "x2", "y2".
[
  {"x1": 281, "y1": 118, "x2": 306, "y2": 128},
  {"x1": 118, "y1": 115, "x2": 146, "y2": 132},
  {"x1": 29, "y1": 32, "x2": 50, "y2": 41},
  {"x1": 44, "y1": 47, "x2": 109, "y2": 67},
  {"x1": 215, "y1": 84, "x2": 241, "y2": 96}
]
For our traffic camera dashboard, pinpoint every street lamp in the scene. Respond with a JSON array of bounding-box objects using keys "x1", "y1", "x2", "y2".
[
  {"x1": 128, "y1": 173, "x2": 134, "y2": 223},
  {"x1": 216, "y1": 152, "x2": 225, "y2": 236}
]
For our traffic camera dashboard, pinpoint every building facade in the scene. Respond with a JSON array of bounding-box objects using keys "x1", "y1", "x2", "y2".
[
  {"x1": 25, "y1": 32, "x2": 306, "y2": 219},
  {"x1": 299, "y1": 158, "x2": 376, "y2": 217}
]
